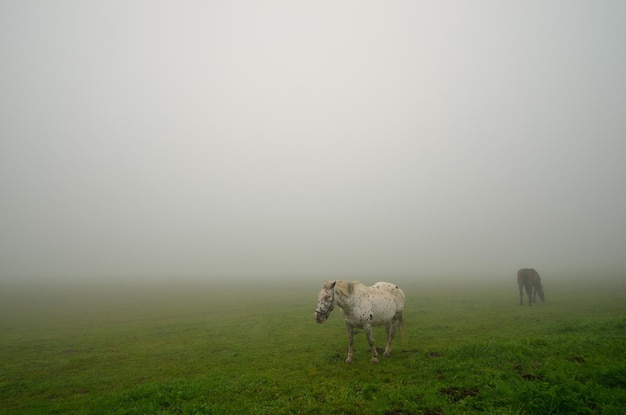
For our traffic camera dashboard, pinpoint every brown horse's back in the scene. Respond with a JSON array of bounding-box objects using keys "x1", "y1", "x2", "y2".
[{"x1": 517, "y1": 268, "x2": 539, "y2": 286}]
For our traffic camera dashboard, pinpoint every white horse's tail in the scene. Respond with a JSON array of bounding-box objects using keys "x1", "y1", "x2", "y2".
[{"x1": 396, "y1": 310, "x2": 408, "y2": 341}]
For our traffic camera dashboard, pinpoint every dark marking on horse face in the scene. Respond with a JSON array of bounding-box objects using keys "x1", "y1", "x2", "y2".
[{"x1": 369, "y1": 314, "x2": 373, "y2": 320}]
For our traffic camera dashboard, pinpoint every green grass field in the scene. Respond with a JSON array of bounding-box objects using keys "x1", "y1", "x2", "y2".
[{"x1": 1, "y1": 276, "x2": 625, "y2": 414}]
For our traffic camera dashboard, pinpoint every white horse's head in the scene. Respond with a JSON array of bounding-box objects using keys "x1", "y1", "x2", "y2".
[{"x1": 314, "y1": 280, "x2": 336, "y2": 324}]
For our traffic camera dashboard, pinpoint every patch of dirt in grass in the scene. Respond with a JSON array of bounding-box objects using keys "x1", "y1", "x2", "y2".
[
  {"x1": 425, "y1": 351, "x2": 443, "y2": 357},
  {"x1": 382, "y1": 409, "x2": 421, "y2": 415},
  {"x1": 440, "y1": 387, "x2": 479, "y2": 402},
  {"x1": 513, "y1": 363, "x2": 543, "y2": 381},
  {"x1": 521, "y1": 373, "x2": 542, "y2": 381}
]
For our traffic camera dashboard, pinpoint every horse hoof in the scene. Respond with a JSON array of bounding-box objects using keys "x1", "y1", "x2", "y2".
[
  {"x1": 383, "y1": 352, "x2": 391, "y2": 358},
  {"x1": 371, "y1": 357, "x2": 379, "y2": 364},
  {"x1": 345, "y1": 358, "x2": 352, "y2": 364}
]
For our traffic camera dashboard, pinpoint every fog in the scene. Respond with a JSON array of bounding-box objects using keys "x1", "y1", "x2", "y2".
[{"x1": 1, "y1": 2, "x2": 625, "y2": 284}]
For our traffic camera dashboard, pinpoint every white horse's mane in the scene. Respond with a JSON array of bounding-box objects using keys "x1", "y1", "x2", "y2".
[{"x1": 334, "y1": 280, "x2": 358, "y2": 298}]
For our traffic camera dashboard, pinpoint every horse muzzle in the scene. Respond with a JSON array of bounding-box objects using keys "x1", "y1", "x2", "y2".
[{"x1": 314, "y1": 310, "x2": 327, "y2": 324}]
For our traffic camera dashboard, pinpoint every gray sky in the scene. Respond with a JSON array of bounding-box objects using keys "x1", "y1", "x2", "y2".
[{"x1": 1, "y1": 1, "x2": 625, "y2": 282}]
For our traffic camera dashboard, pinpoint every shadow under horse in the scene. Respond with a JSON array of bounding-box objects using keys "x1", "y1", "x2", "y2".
[{"x1": 517, "y1": 268, "x2": 545, "y2": 306}]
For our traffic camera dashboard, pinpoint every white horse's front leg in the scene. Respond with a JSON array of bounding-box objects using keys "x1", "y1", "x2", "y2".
[
  {"x1": 364, "y1": 324, "x2": 378, "y2": 364},
  {"x1": 345, "y1": 323, "x2": 354, "y2": 364}
]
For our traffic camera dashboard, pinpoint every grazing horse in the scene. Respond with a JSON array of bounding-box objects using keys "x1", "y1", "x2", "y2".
[
  {"x1": 314, "y1": 280, "x2": 405, "y2": 364},
  {"x1": 517, "y1": 268, "x2": 545, "y2": 306}
]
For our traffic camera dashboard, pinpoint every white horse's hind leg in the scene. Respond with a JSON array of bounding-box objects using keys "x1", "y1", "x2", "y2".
[
  {"x1": 383, "y1": 321, "x2": 396, "y2": 358},
  {"x1": 345, "y1": 323, "x2": 354, "y2": 364},
  {"x1": 364, "y1": 324, "x2": 379, "y2": 364}
]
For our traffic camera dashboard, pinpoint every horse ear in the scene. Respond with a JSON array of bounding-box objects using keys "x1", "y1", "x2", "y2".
[{"x1": 330, "y1": 281, "x2": 336, "y2": 289}]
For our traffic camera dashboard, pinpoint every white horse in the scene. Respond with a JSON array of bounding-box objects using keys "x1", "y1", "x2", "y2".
[{"x1": 314, "y1": 280, "x2": 406, "y2": 364}]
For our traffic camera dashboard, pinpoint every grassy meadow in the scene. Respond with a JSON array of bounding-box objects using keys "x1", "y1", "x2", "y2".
[{"x1": 1, "y1": 276, "x2": 625, "y2": 414}]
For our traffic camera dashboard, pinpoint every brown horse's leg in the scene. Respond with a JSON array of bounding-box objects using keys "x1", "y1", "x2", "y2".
[
  {"x1": 519, "y1": 283, "x2": 524, "y2": 306},
  {"x1": 364, "y1": 324, "x2": 379, "y2": 364},
  {"x1": 345, "y1": 323, "x2": 354, "y2": 364}
]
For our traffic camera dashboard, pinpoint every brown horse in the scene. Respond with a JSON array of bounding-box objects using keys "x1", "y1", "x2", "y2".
[{"x1": 517, "y1": 268, "x2": 545, "y2": 306}]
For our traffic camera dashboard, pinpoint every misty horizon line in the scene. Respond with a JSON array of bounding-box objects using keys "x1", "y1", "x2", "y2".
[{"x1": 2, "y1": 268, "x2": 623, "y2": 285}]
